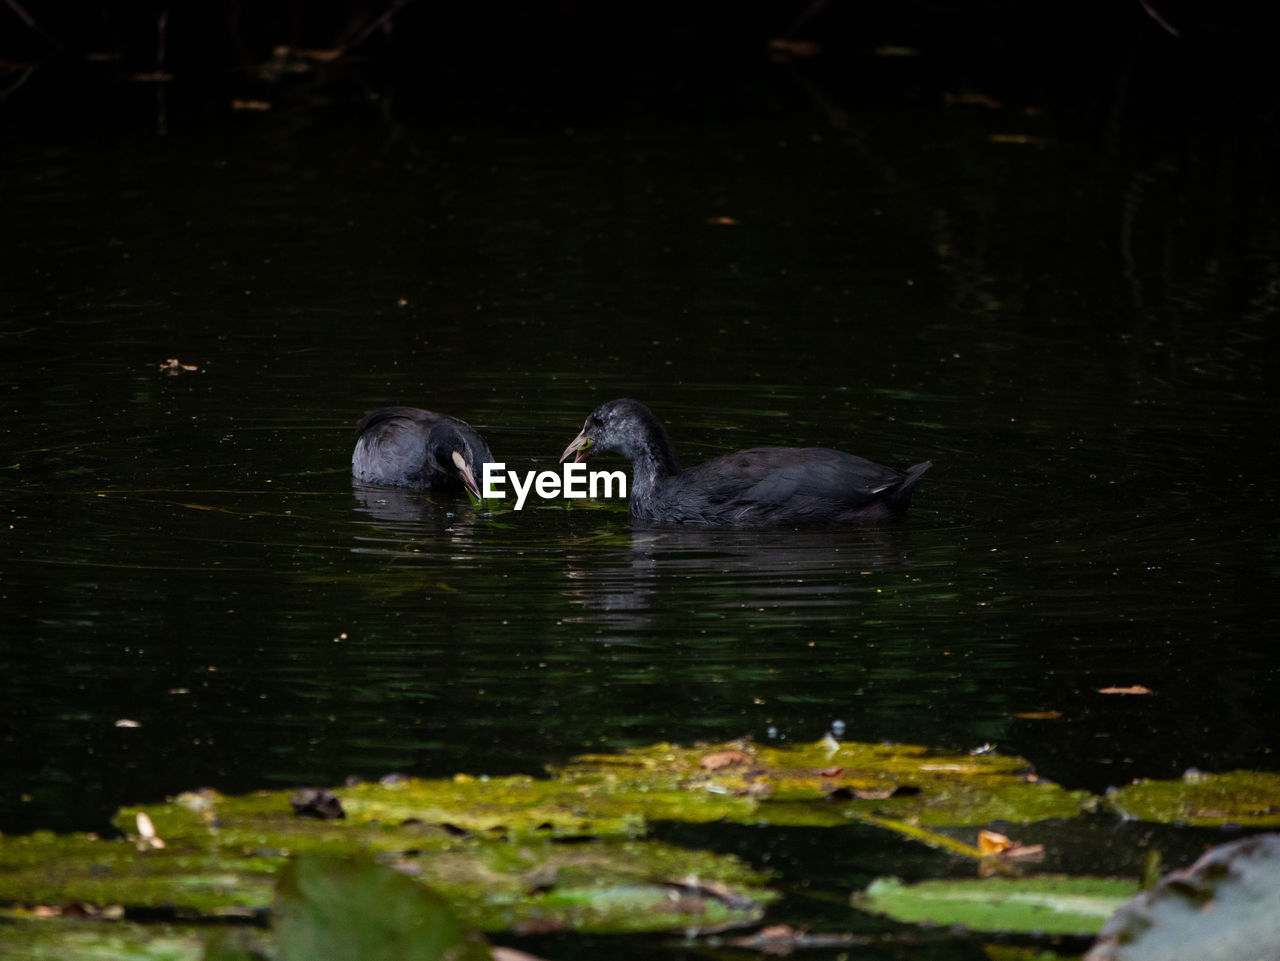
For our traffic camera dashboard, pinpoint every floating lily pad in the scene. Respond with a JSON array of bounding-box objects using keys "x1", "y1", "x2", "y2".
[
  {"x1": 1103, "y1": 770, "x2": 1280, "y2": 827},
  {"x1": 0, "y1": 828, "x2": 277, "y2": 914},
  {"x1": 273, "y1": 853, "x2": 492, "y2": 961},
  {"x1": 557, "y1": 739, "x2": 1092, "y2": 827},
  {"x1": 854, "y1": 875, "x2": 1138, "y2": 935},
  {"x1": 0, "y1": 919, "x2": 231, "y2": 961},
  {"x1": 3, "y1": 737, "x2": 1230, "y2": 954},
  {"x1": 0, "y1": 790, "x2": 772, "y2": 935}
]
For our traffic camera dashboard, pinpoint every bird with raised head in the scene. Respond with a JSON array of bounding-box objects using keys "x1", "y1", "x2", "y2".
[{"x1": 560, "y1": 398, "x2": 930, "y2": 527}]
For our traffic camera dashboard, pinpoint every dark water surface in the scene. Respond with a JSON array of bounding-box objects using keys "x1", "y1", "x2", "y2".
[{"x1": 2, "y1": 43, "x2": 1278, "y2": 954}]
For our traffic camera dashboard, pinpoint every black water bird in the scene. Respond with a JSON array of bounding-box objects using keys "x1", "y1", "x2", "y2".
[
  {"x1": 352, "y1": 406, "x2": 492, "y2": 498},
  {"x1": 559, "y1": 398, "x2": 931, "y2": 527}
]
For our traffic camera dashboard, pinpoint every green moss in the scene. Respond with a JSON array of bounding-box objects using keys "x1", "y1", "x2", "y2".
[
  {"x1": 0, "y1": 773, "x2": 773, "y2": 935},
  {"x1": 8, "y1": 738, "x2": 1270, "y2": 951},
  {"x1": 557, "y1": 739, "x2": 1091, "y2": 826},
  {"x1": 1104, "y1": 769, "x2": 1280, "y2": 826},
  {"x1": 0, "y1": 919, "x2": 254, "y2": 961}
]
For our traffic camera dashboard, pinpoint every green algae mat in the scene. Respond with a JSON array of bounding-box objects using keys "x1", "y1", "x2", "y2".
[{"x1": 3, "y1": 738, "x2": 1279, "y2": 959}]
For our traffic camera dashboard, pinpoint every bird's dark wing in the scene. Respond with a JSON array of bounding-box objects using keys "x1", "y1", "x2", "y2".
[
  {"x1": 662, "y1": 448, "x2": 910, "y2": 525},
  {"x1": 355, "y1": 406, "x2": 442, "y2": 435}
]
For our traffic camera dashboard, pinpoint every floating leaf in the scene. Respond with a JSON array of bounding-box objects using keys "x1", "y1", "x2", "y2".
[
  {"x1": 1105, "y1": 770, "x2": 1280, "y2": 827},
  {"x1": 979, "y1": 829, "x2": 1013, "y2": 854},
  {"x1": 274, "y1": 853, "x2": 491, "y2": 961},
  {"x1": 1097, "y1": 686, "x2": 1151, "y2": 695},
  {"x1": 0, "y1": 919, "x2": 251, "y2": 960},
  {"x1": 1, "y1": 738, "x2": 1239, "y2": 950},
  {"x1": 0, "y1": 787, "x2": 772, "y2": 935},
  {"x1": 854, "y1": 876, "x2": 1137, "y2": 935},
  {"x1": 556, "y1": 738, "x2": 1092, "y2": 827}
]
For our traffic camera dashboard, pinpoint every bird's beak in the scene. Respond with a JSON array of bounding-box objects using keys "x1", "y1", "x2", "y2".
[
  {"x1": 451, "y1": 450, "x2": 483, "y2": 499},
  {"x1": 559, "y1": 431, "x2": 593, "y2": 464}
]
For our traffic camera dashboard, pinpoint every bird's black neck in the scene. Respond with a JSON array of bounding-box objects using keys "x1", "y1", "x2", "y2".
[
  {"x1": 627, "y1": 406, "x2": 680, "y2": 481},
  {"x1": 621, "y1": 408, "x2": 680, "y2": 517}
]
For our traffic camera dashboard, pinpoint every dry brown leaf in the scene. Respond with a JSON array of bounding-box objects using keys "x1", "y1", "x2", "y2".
[
  {"x1": 300, "y1": 48, "x2": 345, "y2": 62},
  {"x1": 1000, "y1": 843, "x2": 1045, "y2": 861},
  {"x1": 978, "y1": 829, "x2": 1013, "y2": 854},
  {"x1": 755, "y1": 924, "x2": 799, "y2": 938},
  {"x1": 1098, "y1": 685, "x2": 1152, "y2": 695},
  {"x1": 988, "y1": 133, "x2": 1051, "y2": 146},
  {"x1": 491, "y1": 949, "x2": 551, "y2": 961},
  {"x1": 699, "y1": 750, "x2": 752, "y2": 771},
  {"x1": 767, "y1": 38, "x2": 823, "y2": 58},
  {"x1": 873, "y1": 44, "x2": 919, "y2": 57},
  {"x1": 945, "y1": 91, "x2": 1005, "y2": 109},
  {"x1": 1014, "y1": 710, "x2": 1063, "y2": 719}
]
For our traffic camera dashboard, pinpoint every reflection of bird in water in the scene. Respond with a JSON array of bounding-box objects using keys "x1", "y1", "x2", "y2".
[
  {"x1": 561, "y1": 398, "x2": 930, "y2": 526},
  {"x1": 562, "y1": 524, "x2": 924, "y2": 644},
  {"x1": 352, "y1": 406, "x2": 492, "y2": 498},
  {"x1": 349, "y1": 482, "x2": 489, "y2": 560},
  {"x1": 351, "y1": 483, "x2": 471, "y2": 526}
]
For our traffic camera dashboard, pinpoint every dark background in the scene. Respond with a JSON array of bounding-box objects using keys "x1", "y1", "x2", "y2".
[{"x1": 5, "y1": 0, "x2": 1279, "y2": 132}]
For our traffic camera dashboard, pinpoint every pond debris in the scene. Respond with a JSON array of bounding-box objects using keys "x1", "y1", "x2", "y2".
[
  {"x1": 975, "y1": 829, "x2": 1045, "y2": 878},
  {"x1": 977, "y1": 828, "x2": 1044, "y2": 864},
  {"x1": 698, "y1": 750, "x2": 752, "y2": 771},
  {"x1": 978, "y1": 829, "x2": 1014, "y2": 855},
  {"x1": 289, "y1": 788, "x2": 345, "y2": 820},
  {"x1": 766, "y1": 38, "x2": 824, "y2": 60},
  {"x1": 133, "y1": 812, "x2": 165, "y2": 851},
  {"x1": 490, "y1": 948, "x2": 551, "y2": 961},
  {"x1": 29, "y1": 901, "x2": 125, "y2": 920},
  {"x1": 1097, "y1": 685, "x2": 1152, "y2": 695},
  {"x1": 727, "y1": 923, "x2": 872, "y2": 952},
  {"x1": 158, "y1": 358, "x2": 198, "y2": 375}
]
